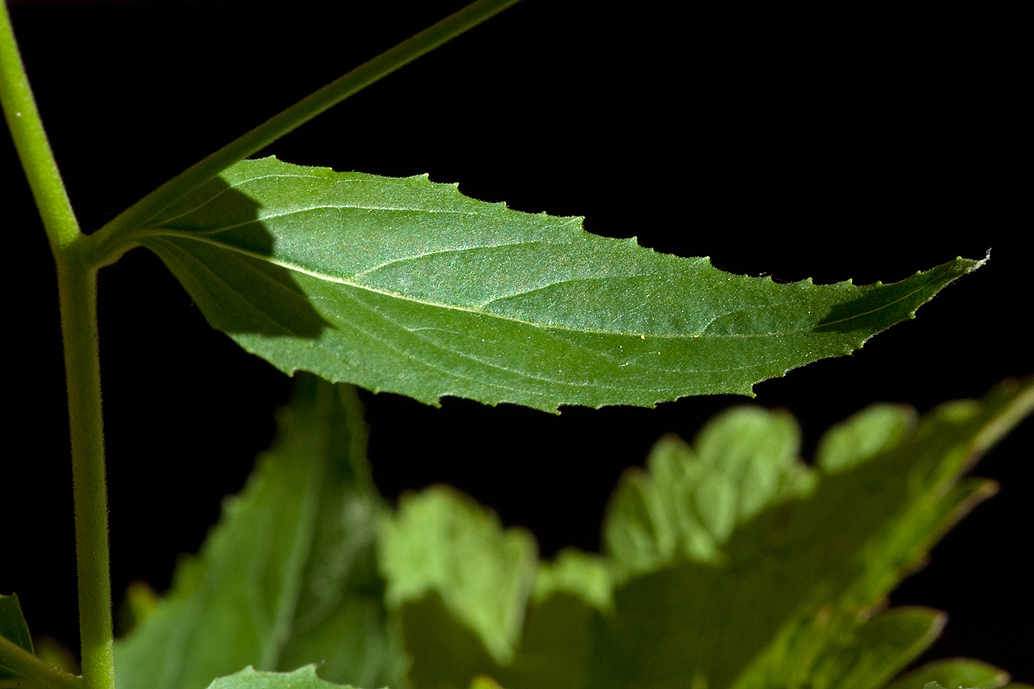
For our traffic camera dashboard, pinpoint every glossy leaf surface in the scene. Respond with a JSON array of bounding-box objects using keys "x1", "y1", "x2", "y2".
[
  {"x1": 125, "y1": 156, "x2": 983, "y2": 412},
  {"x1": 114, "y1": 376, "x2": 404, "y2": 689}
]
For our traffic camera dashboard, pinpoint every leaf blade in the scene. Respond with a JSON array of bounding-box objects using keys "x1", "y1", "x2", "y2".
[
  {"x1": 114, "y1": 376, "x2": 404, "y2": 689},
  {"x1": 886, "y1": 658, "x2": 1013, "y2": 689},
  {"x1": 204, "y1": 664, "x2": 365, "y2": 689},
  {"x1": 379, "y1": 378, "x2": 1032, "y2": 689},
  {"x1": 133, "y1": 157, "x2": 984, "y2": 411}
]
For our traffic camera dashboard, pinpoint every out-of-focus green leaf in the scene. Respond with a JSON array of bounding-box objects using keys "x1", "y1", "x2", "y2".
[
  {"x1": 0, "y1": 594, "x2": 32, "y2": 656},
  {"x1": 590, "y1": 378, "x2": 1032, "y2": 689},
  {"x1": 378, "y1": 488, "x2": 604, "y2": 689},
  {"x1": 377, "y1": 487, "x2": 537, "y2": 685},
  {"x1": 604, "y1": 407, "x2": 814, "y2": 574},
  {"x1": 119, "y1": 580, "x2": 160, "y2": 633},
  {"x1": 203, "y1": 664, "x2": 363, "y2": 689},
  {"x1": 378, "y1": 378, "x2": 1032, "y2": 689},
  {"x1": 732, "y1": 606, "x2": 945, "y2": 689},
  {"x1": 0, "y1": 594, "x2": 80, "y2": 689},
  {"x1": 114, "y1": 376, "x2": 405, "y2": 689},
  {"x1": 128, "y1": 156, "x2": 983, "y2": 412},
  {"x1": 32, "y1": 637, "x2": 79, "y2": 677},
  {"x1": 0, "y1": 593, "x2": 33, "y2": 683},
  {"x1": 887, "y1": 659, "x2": 1012, "y2": 689}
]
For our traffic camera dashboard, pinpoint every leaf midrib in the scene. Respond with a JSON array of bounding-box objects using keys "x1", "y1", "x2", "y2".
[
  {"x1": 144, "y1": 229, "x2": 910, "y2": 341},
  {"x1": 257, "y1": 386, "x2": 332, "y2": 672}
]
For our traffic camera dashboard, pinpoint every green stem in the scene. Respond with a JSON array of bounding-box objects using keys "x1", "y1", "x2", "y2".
[
  {"x1": 0, "y1": 636, "x2": 82, "y2": 689},
  {"x1": 58, "y1": 255, "x2": 114, "y2": 689},
  {"x1": 87, "y1": 0, "x2": 523, "y2": 263},
  {"x1": 0, "y1": 0, "x2": 80, "y2": 251},
  {"x1": 1, "y1": 3, "x2": 114, "y2": 689}
]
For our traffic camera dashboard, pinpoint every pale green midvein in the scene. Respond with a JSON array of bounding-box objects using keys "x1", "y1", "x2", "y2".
[
  {"x1": 151, "y1": 233, "x2": 646, "y2": 389},
  {"x1": 140, "y1": 230, "x2": 683, "y2": 334},
  {"x1": 144, "y1": 236, "x2": 755, "y2": 394},
  {"x1": 139, "y1": 222, "x2": 961, "y2": 345},
  {"x1": 258, "y1": 382, "x2": 332, "y2": 670}
]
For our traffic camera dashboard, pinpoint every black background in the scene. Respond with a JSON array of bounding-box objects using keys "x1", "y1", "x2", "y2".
[{"x1": 3, "y1": 0, "x2": 1031, "y2": 681}]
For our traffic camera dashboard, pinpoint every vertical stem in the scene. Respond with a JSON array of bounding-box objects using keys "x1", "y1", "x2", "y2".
[
  {"x1": 58, "y1": 251, "x2": 115, "y2": 689},
  {"x1": 3, "y1": 3, "x2": 116, "y2": 686}
]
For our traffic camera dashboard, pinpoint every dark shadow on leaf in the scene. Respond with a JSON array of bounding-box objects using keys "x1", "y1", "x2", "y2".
[
  {"x1": 400, "y1": 591, "x2": 500, "y2": 686},
  {"x1": 141, "y1": 176, "x2": 330, "y2": 339},
  {"x1": 813, "y1": 266, "x2": 961, "y2": 334}
]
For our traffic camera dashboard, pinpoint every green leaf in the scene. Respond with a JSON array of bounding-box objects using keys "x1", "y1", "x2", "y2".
[
  {"x1": 0, "y1": 594, "x2": 33, "y2": 657},
  {"x1": 603, "y1": 407, "x2": 815, "y2": 573},
  {"x1": 377, "y1": 487, "x2": 537, "y2": 673},
  {"x1": 468, "y1": 677, "x2": 508, "y2": 689},
  {"x1": 0, "y1": 593, "x2": 33, "y2": 684},
  {"x1": 127, "y1": 156, "x2": 983, "y2": 412},
  {"x1": 0, "y1": 594, "x2": 80, "y2": 689},
  {"x1": 378, "y1": 378, "x2": 1032, "y2": 689},
  {"x1": 731, "y1": 606, "x2": 946, "y2": 689},
  {"x1": 591, "y1": 378, "x2": 1032, "y2": 689},
  {"x1": 378, "y1": 487, "x2": 599, "y2": 689},
  {"x1": 887, "y1": 659, "x2": 1013, "y2": 689},
  {"x1": 114, "y1": 376, "x2": 405, "y2": 689},
  {"x1": 203, "y1": 664, "x2": 364, "y2": 689}
]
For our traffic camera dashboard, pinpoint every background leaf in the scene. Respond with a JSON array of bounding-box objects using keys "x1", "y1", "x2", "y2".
[
  {"x1": 0, "y1": 593, "x2": 34, "y2": 681},
  {"x1": 886, "y1": 659, "x2": 1013, "y2": 689},
  {"x1": 377, "y1": 378, "x2": 1033, "y2": 688},
  {"x1": 590, "y1": 378, "x2": 1032, "y2": 689},
  {"x1": 0, "y1": 594, "x2": 33, "y2": 656},
  {"x1": 378, "y1": 487, "x2": 537, "y2": 666},
  {"x1": 0, "y1": 594, "x2": 79, "y2": 689},
  {"x1": 204, "y1": 665, "x2": 363, "y2": 689},
  {"x1": 114, "y1": 376, "x2": 405, "y2": 689},
  {"x1": 125, "y1": 156, "x2": 982, "y2": 412}
]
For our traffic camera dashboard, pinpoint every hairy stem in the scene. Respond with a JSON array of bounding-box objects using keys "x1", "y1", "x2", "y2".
[
  {"x1": 87, "y1": 0, "x2": 523, "y2": 263},
  {"x1": 0, "y1": 0, "x2": 79, "y2": 251},
  {"x1": 59, "y1": 255, "x2": 114, "y2": 689},
  {"x1": 2, "y1": 2, "x2": 115, "y2": 688}
]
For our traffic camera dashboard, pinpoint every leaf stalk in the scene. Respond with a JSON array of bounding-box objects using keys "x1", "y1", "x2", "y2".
[
  {"x1": 88, "y1": 0, "x2": 524, "y2": 264},
  {"x1": 0, "y1": 636, "x2": 82, "y2": 689}
]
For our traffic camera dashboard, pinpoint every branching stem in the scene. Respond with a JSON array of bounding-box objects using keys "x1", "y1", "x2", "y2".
[
  {"x1": 2, "y1": 2, "x2": 113, "y2": 688},
  {"x1": 2, "y1": 2, "x2": 523, "y2": 688}
]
